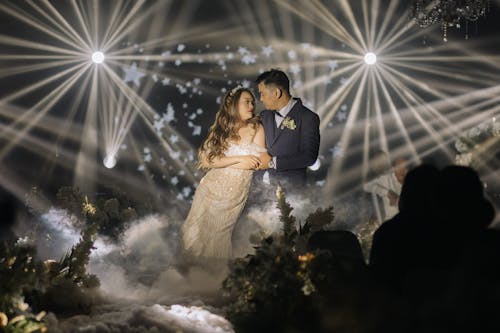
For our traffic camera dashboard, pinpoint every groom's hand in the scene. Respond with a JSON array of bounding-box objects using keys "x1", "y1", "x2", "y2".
[{"x1": 257, "y1": 152, "x2": 272, "y2": 170}]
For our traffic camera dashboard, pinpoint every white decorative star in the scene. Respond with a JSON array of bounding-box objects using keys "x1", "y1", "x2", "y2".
[
  {"x1": 153, "y1": 119, "x2": 165, "y2": 133},
  {"x1": 262, "y1": 45, "x2": 273, "y2": 57},
  {"x1": 336, "y1": 110, "x2": 347, "y2": 121},
  {"x1": 290, "y1": 63, "x2": 301, "y2": 75},
  {"x1": 182, "y1": 187, "x2": 192, "y2": 198},
  {"x1": 192, "y1": 125, "x2": 201, "y2": 136},
  {"x1": 163, "y1": 103, "x2": 176, "y2": 123},
  {"x1": 330, "y1": 143, "x2": 343, "y2": 158},
  {"x1": 328, "y1": 60, "x2": 339, "y2": 71},
  {"x1": 123, "y1": 62, "x2": 146, "y2": 87},
  {"x1": 241, "y1": 53, "x2": 257, "y2": 65},
  {"x1": 238, "y1": 46, "x2": 249, "y2": 55},
  {"x1": 171, "y1": 151, "x2": 181, "y2": 160},
  {"x1": 169, "y1": 134, "x2": 179, "y2": 143}
]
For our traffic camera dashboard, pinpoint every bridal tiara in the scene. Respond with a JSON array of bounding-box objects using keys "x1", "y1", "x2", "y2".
[{"x1": 229, "y1": 84, "x2": 244, "y2": 97}]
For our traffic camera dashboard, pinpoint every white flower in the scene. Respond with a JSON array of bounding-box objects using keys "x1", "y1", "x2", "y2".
[
  {"x1": 492, "y1": 122, "x2": 500, "y2": 137},
  {"x1": 280, "y1": 117, "x2": 297, "y2": 130},
  {"x1": 454, "y1": 139, "x2": 469, "y2": 153},
  {"x1": 467, "y1": 127, "x2": 481, "y2": 138}
]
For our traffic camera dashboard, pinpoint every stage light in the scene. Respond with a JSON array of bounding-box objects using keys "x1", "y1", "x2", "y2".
[
  {"x1": 103, "y1": 155, "x2": 117, "y2": 168},
  {"x1": 92, "y1": 51, "x2": 105, "y2": 64},
  {"x1": 364, "y1": 52, "x2": 377, "y2": 65}
]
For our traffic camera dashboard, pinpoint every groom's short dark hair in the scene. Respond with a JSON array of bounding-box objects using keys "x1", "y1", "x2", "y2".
[{"x1": 256, "y1": 69, "x2": 290, "y2": 95}]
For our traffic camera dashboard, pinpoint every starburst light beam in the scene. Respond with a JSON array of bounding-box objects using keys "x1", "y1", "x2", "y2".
[
  {"x1": 92, "y1": 51, "x2": 104, "y2": 63},
  {"x1": 364, "y1": 52, "x2": 377, "y2": 65}
]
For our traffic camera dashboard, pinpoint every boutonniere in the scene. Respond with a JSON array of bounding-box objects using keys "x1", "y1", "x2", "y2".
[{"x1": 280, "y1": 117, "x2": 297, "y2": 130}]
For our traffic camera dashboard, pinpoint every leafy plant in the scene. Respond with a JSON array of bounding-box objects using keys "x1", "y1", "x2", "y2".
[
  {"x1": 0, "y1": 242, "x2": 41, "y2": 316},
  {"x1": 222, "y1": 186, "x2": 335, "y2": 332}
]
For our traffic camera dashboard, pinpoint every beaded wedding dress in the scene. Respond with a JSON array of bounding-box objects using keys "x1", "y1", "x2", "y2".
[{"x1": 182, "y1": 141, "x2": 266, "y2": 259}]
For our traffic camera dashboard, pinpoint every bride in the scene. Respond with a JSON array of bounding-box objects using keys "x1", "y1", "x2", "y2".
[{"x1": 181, "y1": 86, "x2": 266, "y2": 259}]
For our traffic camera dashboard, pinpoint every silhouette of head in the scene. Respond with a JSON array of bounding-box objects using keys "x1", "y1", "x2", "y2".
[
  {"x1": 398, "y1": 164, "x2": 440, "y2": 217},
  {"x1": 439, "y1": 165, "x2": 495, "y2": 230}
]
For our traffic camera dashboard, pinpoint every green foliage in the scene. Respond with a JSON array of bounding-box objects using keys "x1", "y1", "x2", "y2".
[
  {"x1": 276, "y1": 185, "x2": 297, "y2": 246},
  {"x1": 355, "y1": 217, "x2": 380, "y2": 262},
  {"x1": 57, "y1": 224, "x2": 100, "y2": 288},
  {"x1": 26, "y1": 224, "x2": 101, "y2": 315},
  {"x1": 223, "y1": 187, "x2": 335, "y2": 332},
  {"x1": 1, "y1": 224, "x2": 100, "y2": 321},
  {"x1": 300, "y1": 207, "x2": 335, "y2": 236},
  {"x1": 56, "y1": 187, "x2": 84, "y2": 219},
  {"x1": 0, "y1": 242, "x2": 41, "y2": 316},
  {"x1": 55, "y1": 186, "x2": 141, "y2": 240}
]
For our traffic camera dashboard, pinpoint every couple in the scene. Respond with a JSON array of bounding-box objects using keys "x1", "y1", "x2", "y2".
[{"x1": 182, "y1": 69, "x2": 320, "y2": 259}]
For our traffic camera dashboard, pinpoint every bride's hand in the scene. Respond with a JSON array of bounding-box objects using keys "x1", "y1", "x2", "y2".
[{"x1": 233, "y1": 155, "x2": 261, "y2": 170}]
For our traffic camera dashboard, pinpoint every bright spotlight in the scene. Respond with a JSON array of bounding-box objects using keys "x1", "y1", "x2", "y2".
[
  {"x1": 308, "y1": 158, "x2": 321, "y2": 171},
  {"x1": 91, "y1": 51, "x2": 105, "y2": 64},
  {"x1": 364, "y1": 52, "x2": 377, "y2": 65},
  {"x1": 103, "y1": 155, "x2": 117, "y2": 168}
]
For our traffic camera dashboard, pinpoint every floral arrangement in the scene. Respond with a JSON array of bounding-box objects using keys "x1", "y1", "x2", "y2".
[
  {"x1": 222, "y1": 186, "x2": 335, "y2": 332},
  {"x1": 280, "y1": 117, "x2": 297, "y2": 130},
  {"x1": 454, "y1": 118, "x2": 500, "y2": 166}
]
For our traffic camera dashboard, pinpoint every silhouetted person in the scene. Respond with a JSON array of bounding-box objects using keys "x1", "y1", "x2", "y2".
[
  {"x1": 364, "y1": 156, "x2": 409, "y2": 221},
  {"x1": 369, "y1": 164, "x2": 440, "y2": 289},
  {"x1": 438, "y1": 165, "x2": 494, "y2": 237},
  {"x1": 0, "y1": 188, "x2": 18, "y2": 243},
  {"x1": 436, "y1": 166, "x2": 497, "y2": 331},
  {"x1": 370, "y1": 165, "x2": 497, "y2": 332},
  {"x1": 308, "y1": 230, "x2": 366, "y2": 274}
]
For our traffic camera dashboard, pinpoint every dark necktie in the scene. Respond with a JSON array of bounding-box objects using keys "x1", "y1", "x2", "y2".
[{"x1": 273, "y1": 111, "x2": 283, "y2": 128}]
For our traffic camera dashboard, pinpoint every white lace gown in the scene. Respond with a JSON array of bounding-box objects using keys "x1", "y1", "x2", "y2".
[{"x1": 181, "y1": 142, "x2": 266, "y2": 259}]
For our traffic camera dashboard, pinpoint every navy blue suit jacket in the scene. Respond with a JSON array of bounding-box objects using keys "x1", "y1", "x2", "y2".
[{"x1": 260, "y1": 98, "x2": 320, "y2": 184}]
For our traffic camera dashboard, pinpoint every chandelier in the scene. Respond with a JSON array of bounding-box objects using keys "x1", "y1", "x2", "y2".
[{"x1": 410, "y1": 0, "x2": 489, "y2": 41}]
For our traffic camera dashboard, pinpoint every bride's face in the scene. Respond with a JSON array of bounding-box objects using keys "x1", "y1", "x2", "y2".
[{"x1": 237, "y1": 91, "x2": 255, "y2": 121}]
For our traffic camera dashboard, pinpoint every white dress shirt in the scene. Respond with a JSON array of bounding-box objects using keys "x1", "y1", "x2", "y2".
[
  {"x1": 274, "y1": 98, "x2": 297, "y2": 127},
  {"x1": 270, "y1": 98, "x2": 297, "y2": 169}
]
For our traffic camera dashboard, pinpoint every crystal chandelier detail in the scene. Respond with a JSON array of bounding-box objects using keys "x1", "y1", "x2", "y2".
[{"x1": 410, "y1": 0, "x2": 489, "y2": 41}]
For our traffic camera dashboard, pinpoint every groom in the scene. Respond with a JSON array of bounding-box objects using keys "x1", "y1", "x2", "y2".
[{"x1": 256, "y1": 69, "x2": 320, "y2": 187}]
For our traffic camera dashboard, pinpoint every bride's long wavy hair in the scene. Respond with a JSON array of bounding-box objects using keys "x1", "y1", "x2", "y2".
[{"x1": 199, "y1": 87, "x2": 260, "y2": 166}]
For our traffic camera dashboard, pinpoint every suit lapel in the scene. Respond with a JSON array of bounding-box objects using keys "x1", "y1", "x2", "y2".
[
  {"x1": 264, "y1": 110, "x2": 276, "y2": 148},
  {"x1": 270, "y1": 101, "x2": 300, "y2": 147}
]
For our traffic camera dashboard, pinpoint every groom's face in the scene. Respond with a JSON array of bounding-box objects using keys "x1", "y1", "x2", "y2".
[{"x1": 258, "y1": 82, "x2": 279, "y2": 110}]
